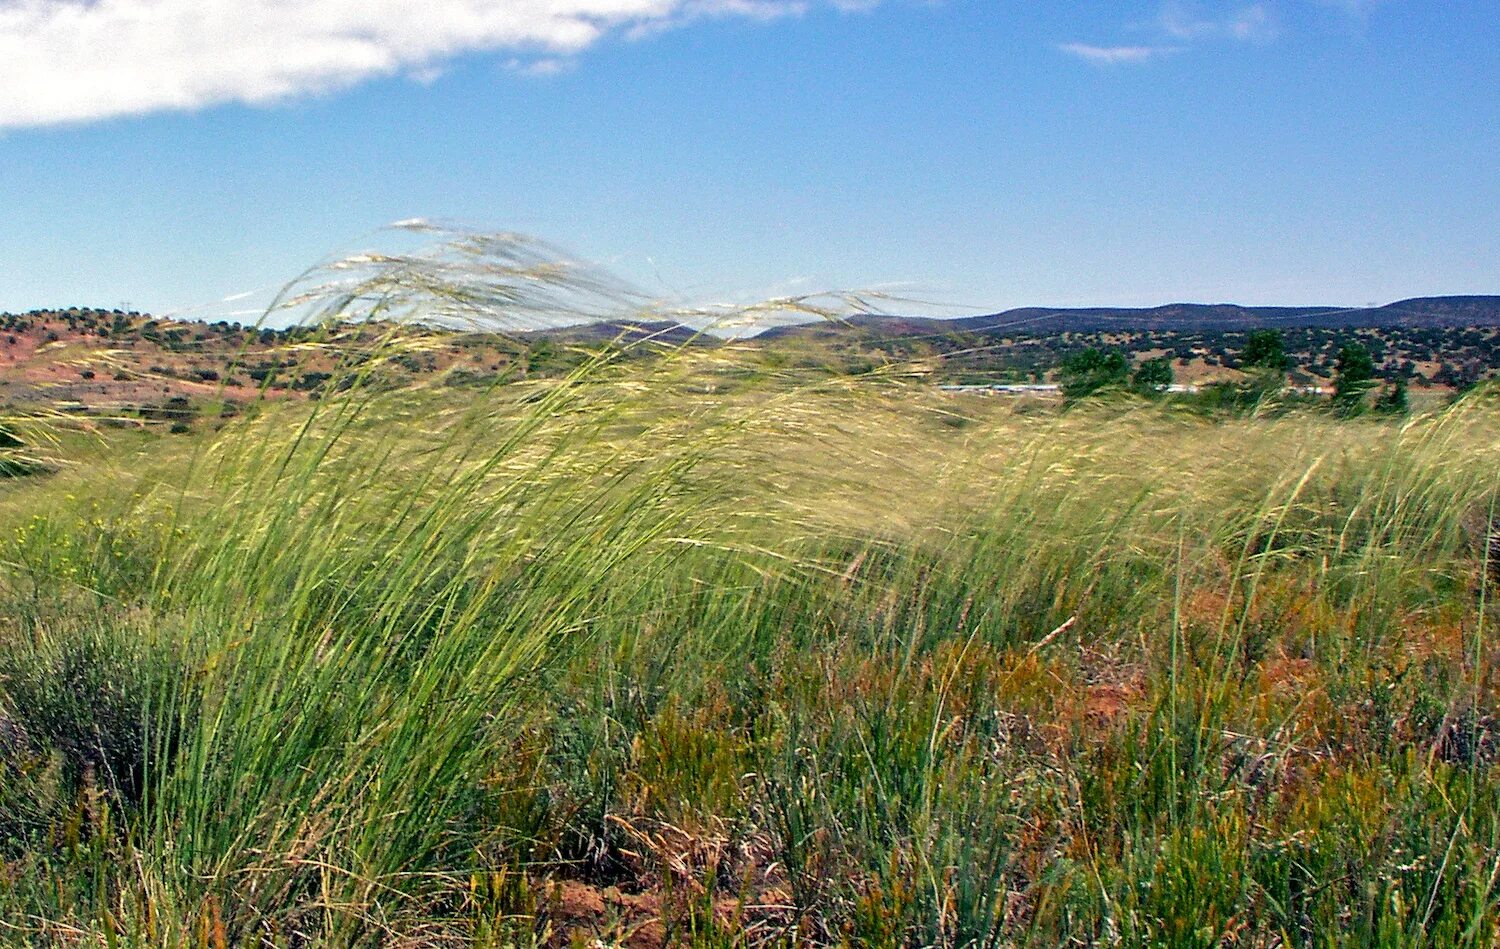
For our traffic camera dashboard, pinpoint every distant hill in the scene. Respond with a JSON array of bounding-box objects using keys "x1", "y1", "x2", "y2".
[
  {"x1": 521, "y1": 319, "x2": 709, "y2": 346},
  {"x1": 5, "y1": 296, "x2": 1498, "y2": 421},
  {"x1": 757, "y1": 296, "x2": 1500, "y2": 341}
]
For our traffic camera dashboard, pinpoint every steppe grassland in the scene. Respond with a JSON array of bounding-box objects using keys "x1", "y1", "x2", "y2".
[{"x1": 2, "y1": 283, "x2": 1500, "y2": 944}]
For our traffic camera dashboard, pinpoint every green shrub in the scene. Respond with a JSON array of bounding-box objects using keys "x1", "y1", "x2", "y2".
[{"x1": 1060, "y1": 346, "x2": 1129, "y2": 399}]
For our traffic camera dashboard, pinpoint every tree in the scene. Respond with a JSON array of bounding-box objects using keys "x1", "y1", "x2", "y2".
[
  {"x1": 1375, "y1": 377, "x2": 1409, "y2": 415},
  {"x1": 1437, "y1": 360, "x2": 1482, "y2": 393},
  {"x1": 1333, "y1": 342, "x2": 1376, "y2": 414},
  {"x1": 1242, "y1": 329, "x2": 1288, "y2": 371},
  {"x1": 527, "y1": 340, "x2": 555, "y2": 373},
  {"x1": 1059, "y1": 347, "x2": 1129, "y2": 400},
  {"x1": 1132, "y1": 356, "x2": 1174, "y2": 394}
]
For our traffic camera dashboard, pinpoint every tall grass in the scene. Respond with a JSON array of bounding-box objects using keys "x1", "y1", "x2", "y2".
[{"x1": 3, "y1": 231, "x2": 1500, "y2": 945}]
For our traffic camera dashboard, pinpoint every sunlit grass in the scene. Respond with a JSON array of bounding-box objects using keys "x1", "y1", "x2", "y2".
[{"x1": 3, "y1": 231, "x2": 1499, "y2": 945}]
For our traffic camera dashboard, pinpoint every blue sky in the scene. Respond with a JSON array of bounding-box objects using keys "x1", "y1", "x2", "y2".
[{"x1": 1, "y1": 1, "x2": 1495, "y2": 319}]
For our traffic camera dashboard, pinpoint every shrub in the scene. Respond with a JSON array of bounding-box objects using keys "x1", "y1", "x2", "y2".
[
  {"x1": 1133, "y1": 356, "x2": 1174, "y2": 393},
  {"x1": 0, "y1": 622, "x2": 191, "y2": 822},
  {"x1": 1242, "y1": 329, "x2": 1289, "y2": 371},
  {"x1": 1060, "y1": 346, "x2": 1129, "y2": 400},
  {"x1": 1334, "y1": 342, "x2": 1377, "y2": 414},
  {"x1": 1375, "y1": 377, "x2": 1409, "y2": 415}
]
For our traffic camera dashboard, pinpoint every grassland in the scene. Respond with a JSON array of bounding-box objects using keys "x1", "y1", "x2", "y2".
[{"x1": 2, "y1": 242, "x2": 1500, "y2": 946}]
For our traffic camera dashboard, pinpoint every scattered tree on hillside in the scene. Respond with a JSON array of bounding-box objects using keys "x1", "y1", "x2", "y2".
[
  {"x1": 1375, "y1": 377, "x2": 1409, "y2": 415},
  {"x1": 1060, "y1": 347, "x2": 1129, "y2": 400},
  {"x1": 1132, "y1": 356, "x2": 1174, "y2": 394},
  {"x1": 1436, "y1": 360, "x2": 1484, "y2": 392},
  {"x1": 1242, "y1": 329, "x2": 1289, "y2": 371},
  {"x1": 526, "y1": 340, "x2": 555, "y2": 375},
  {"x1": 1334, "y1": 342, "x2": 1377, "y2": 414}
]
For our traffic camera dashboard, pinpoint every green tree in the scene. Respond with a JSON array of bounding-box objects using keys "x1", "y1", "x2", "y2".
[
  {"x1": 1132, "y1": 356, "x2": 1174, "y2": 394},
  {"x1": 526, "y1": 340, "x2": 556, "y2": 375},
  {"x1": 1059, "y1": 347, "x2": 1129, "y2": 400},
  {"x1": 1375, "y1": 376, "x2": 1409, "y2": 415},
  {"x1": 1333, "y1": 342, "x2": 1376, "y2": 414},
  {"x1": 1241, "y1": 329, "x2": 1288, "y2": 371}
]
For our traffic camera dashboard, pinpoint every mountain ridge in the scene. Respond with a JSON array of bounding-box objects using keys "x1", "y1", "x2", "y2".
[{"x1": 755, "y1": 296, "x2": 1500, "y2": 341}]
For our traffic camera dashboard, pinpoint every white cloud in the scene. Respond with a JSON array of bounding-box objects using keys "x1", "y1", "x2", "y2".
[
  {"x1": 1159, "y1": 2, "x2": 1278, "y2": 42},
  {"x1": 504, "y1": 55, "x2": 575, "y2": 76},
  {"x1": 1064, "y1": 0, "x2": 1378, "y2": 64},
  {"x1": 1058, "y1": 43, "x2": 1179, "y2": 65},
  {"x1": 0, "y1": 0, "x2": 872, "y2": 129},
  {"x1": 1229, "y1": 4, "x2": 1276, "y2": 39},
  {"x1": 622, "y1": 0, "x2": 807, "y2": 41}
]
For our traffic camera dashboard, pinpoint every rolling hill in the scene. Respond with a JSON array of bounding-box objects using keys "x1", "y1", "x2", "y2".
[{"x1": 757, "y1": 296, "x2": 1500, "y2": 341}]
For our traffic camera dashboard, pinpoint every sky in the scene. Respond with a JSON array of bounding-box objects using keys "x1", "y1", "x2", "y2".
[{"x1": 0, "y1": 0, "x2": 1496, "y2": 320}]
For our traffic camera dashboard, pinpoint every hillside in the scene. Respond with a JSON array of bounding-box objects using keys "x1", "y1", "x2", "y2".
[
  {"x1": 746, "y1": 297, "x2": 1500, "y2": 389},
  {"x1": 759, "y1": 295, "x2": 1500, "y2": 341},
  {"x1": 5, "y1": 297, "x2": 1500, "y2": 431},
  {"x1": 519, "y1": 318, "x2": 708, "y2": 346},
  {"x1": 0, "y1": 307, "x2": 542, "y2": 422}
]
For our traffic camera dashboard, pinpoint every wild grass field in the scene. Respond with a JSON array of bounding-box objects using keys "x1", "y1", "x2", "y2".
[{"x1": 2, "y1": 237, "x2": 1499, "y2": 946}]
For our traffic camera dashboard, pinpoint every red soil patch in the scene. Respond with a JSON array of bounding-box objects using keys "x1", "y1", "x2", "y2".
[
  {"x1": 546, "y1": 878, "x2": 786, "y2": 948},
  {"x1": 1084, "y1": 681, "x2": 1140, "y2": 727},
  {"x1": 1258, "y1": 655, "x2": 1317, "y2": 700}
]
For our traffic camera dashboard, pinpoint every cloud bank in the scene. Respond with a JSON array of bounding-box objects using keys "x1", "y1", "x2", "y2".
[{"x1": 0, "y1": 0, "x2": 872, "y2": 129}]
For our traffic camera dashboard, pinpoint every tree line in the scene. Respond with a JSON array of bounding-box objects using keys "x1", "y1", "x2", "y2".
[{"x1": 1060, "y1": 329, "x2": 1413, "y2": 414}]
